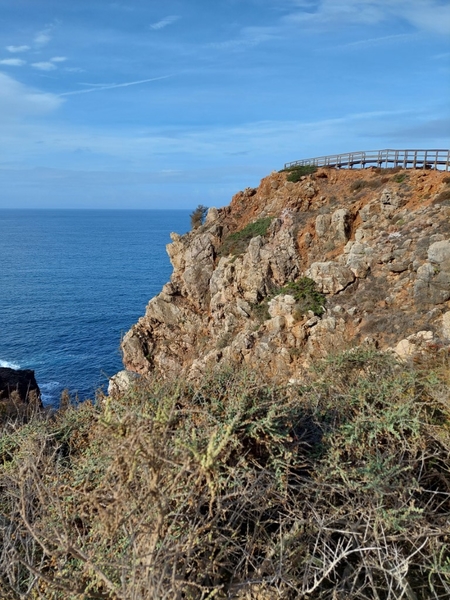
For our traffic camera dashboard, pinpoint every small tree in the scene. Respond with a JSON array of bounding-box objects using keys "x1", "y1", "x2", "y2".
[{"x1": 190, "y1": 204, "x2": 208, "y2": 229}]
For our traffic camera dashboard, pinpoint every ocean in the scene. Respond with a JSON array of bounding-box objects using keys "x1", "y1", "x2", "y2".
[{"x1": 0, "y1": 210, "x2": 190, "y2": 406}]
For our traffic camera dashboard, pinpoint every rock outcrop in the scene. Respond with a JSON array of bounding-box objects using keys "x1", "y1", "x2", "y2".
[
  {"x1": 121, "y1": 167, "x2": 450, "y2": 383},
  {"x1": 0, "y1": 368, "x2": 42, "y2": 407}
]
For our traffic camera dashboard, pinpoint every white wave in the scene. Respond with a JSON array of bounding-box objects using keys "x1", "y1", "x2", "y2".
[
  {"x1": 0, "y1": 359, "x2": 21, "y2": 369},
  {"x1": 40, "y1": 381, "x2": 62, "y2": 407},
  {"x1": 39, "y1": 381, "x2": 60, "y2": 392}
]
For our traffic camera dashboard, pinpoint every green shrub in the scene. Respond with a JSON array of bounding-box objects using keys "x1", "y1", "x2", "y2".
[
  {"x1": 392, "y1": 172, "x2": 408, "y2": 183},
  {"x1": 190, "y1": 204, "x2": 208, "y2": 229},
  {"x1": 252, "y1": 277, "x2": 325, "y2": 323},
  {"x1": 218, "y1": 217, "x2": 273, "y2": 256},
  {"x1": 276, "y1": 277, "x2": 325, "y2": 316},
  {"x1": 281, "y1": 164, "x2": 318, "y2": 182}
]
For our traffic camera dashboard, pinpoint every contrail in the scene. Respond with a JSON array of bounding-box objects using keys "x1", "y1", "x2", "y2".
[{"x1": 59, "y1": 75, "x2": 172, "y2": 96}]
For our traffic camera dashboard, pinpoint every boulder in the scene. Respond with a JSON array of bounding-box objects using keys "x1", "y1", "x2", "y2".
[
  {"x1": 428, "y1": 240, "x2": 450, "y2": 265},
  {"x1": 108, "y1": 370, "x2": 141, "y2": 397},
  {"x1": 307, "y1": 261, "x2": 355, "y2": 294},
  {"x1": 0, "y1": 368, "x2": 41, "y2": 406}
]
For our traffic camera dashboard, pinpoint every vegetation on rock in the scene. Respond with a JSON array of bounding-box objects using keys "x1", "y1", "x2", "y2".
[
  {"x1": 190, "y1": 204, "x2": 208, "y2": 229},
  {"x1": 280, "y1": 164, "x2": 318, "y2": 182},
  {"x1": 1, "y1": 349, "x2": 450, "y2": 599},
  {"x1": 252, "y1": 277, "x2": 326, "y2": 323},
  {"x1": 218, "y1": 217, "x2": 273, "y2": 256},
  {"x1": 274, "y1": 277, "x2": 325, "y2": 316}
]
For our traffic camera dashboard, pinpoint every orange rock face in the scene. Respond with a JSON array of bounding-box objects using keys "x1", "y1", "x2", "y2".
[{"x1": 121, "y1": 166, "x2": 450, "y2": 382}]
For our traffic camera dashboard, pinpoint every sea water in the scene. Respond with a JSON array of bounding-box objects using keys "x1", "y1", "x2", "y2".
[{"x1": 0, "y1": 210, "x2": 190, "y2": 406}]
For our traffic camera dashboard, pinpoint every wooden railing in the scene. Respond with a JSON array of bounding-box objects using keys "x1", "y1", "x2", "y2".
[{"x1": 284, "y1": 149, "x2": 450, "y2": 171}]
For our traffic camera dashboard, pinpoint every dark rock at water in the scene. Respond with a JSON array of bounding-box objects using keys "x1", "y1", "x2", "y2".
[{"x1": 0, "y1": 368, "x2": 42, "y2": 407}]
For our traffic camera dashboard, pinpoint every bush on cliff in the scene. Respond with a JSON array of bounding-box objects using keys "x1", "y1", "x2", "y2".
[
  {"x1": 218, "y1": 217, "x2": 273, "y2": 256},
  {"x1": 0, "y1": 349, "x2": 450, "y2": 599},
  {"x1": 190, "y1": 204, "x2": 208, "y2": 229},
  {"x1": 280, "y1": 164, "x2": 317, "y2": 182},
  {"x1": 252, "y1": 277, "x2": 326, "y2": 323}
]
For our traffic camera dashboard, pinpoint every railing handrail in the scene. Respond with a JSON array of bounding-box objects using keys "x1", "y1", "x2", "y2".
[{"x1": 284, "y1": 149, "x2": 450, "y2": 171}]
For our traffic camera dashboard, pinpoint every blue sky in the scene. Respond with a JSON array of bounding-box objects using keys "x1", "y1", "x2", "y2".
[{"x1": 0, "y1": 0, "x2": 449, "y2": 209}]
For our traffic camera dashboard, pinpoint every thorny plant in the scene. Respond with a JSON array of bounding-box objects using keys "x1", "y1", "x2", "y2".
[{"x1": 0, "y1": 349, "x2": 450, "y2": 599}]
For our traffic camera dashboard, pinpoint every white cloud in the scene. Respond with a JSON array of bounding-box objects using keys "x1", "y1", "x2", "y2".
[
  {"x1": 150, "y1": 15, "x2": 180, "y2": 30},
  {"x1": 34, "y1": 27, "x2": 52, "y2": 46},
  {"x1": 6, "y1": 45, "x2": 30, "y2": 53},
  {"x1": 283, "y1": 0, "x2": 450, "y2": 35},
  {"x1": 0, "y1": 58, "x2": 26, "y2": 66},
  {"x1": 32, "y1": 61, "x2": 57, "y2": 71},
  {"x1": 51, "y1": 56, "x2": 67, "y2": 63},
  {"x1": 0, "y1": 72, "x2": 62, "y2": 120}
]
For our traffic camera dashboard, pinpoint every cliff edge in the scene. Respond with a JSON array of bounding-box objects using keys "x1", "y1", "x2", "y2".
[{"x1": 121, "y1": 166, "x2": 450, "y2": 382}]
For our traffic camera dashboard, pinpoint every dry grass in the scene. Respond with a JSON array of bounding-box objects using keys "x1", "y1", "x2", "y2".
[{"x1": 1, "y1": 349, "x2": 450, "y2": 599}]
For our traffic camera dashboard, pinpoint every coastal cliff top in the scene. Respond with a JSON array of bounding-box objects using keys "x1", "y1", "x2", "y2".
[{"x1": 120, "y1": 165, "x2": 450, "y2": 383}]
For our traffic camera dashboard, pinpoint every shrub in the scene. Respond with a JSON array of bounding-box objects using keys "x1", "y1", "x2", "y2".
[
  {"x1": 1, "y1": 351, "x2": 450, "y2": 598},
  {"x1": 281, "y1": 164, "x2": 318, "y2": 182},
  {"x1": 434, "y1": 189, "x2": 450, "y2": 204},
  {"x1": 218, "y1": 217, "x2": 273, "y2": 256},
  {"x1": 276, "y1": 277, "x2": 325, "y2": 316},
  {"x1": 190, "y1": 204, "x2": 208, "y2": 229},
  {"x1": 392, "y1": 172, "x2": 408, "y2": 183},
  {"x1": 252, "y1": 277, "x2": 325, "y2": 323}
]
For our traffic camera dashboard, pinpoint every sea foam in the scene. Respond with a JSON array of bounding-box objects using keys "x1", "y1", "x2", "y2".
[{"x1": 0, "y1": 359, "x2": 21, "y2": 370}]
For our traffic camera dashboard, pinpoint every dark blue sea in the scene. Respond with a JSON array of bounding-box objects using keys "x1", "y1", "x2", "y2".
[{"x1": 0, "y1": 210, "x2": 190, "y2": 406}]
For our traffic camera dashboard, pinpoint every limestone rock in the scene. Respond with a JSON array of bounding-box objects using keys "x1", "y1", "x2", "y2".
[
  {"x1": 442, "y1": 311, "x2": 450, "y2": 340},
  {"x1": 307, "y1": 261, "x2": 355, "y2": 294},
  {"x1": 315, "y1": 214, "x2": 331, "y2": 238},
  {"x1": 331, "y1": 208, "x2": 351, "y2": 244},
  {"x1": 108, "y1": 370, "x2": 141, "y2": 397},
  {"x1": 119, "y1": 167, "x2": 450, "y2": 383},
  {"x1": 428, "y1": 240, "x2": 450, "y2": 265}
]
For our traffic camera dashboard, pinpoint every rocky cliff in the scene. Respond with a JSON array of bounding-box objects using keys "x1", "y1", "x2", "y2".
[
  {"x1": 121, "y1": 166, "x2": 450, "y2": 383},
  {"x1": 0, "y1": 367, "x2": 42, "y2": 417}
]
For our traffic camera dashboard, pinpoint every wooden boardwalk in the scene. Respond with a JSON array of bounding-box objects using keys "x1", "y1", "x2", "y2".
[{"x1": 284, "y1": 149, "x2": 450, "y2": 171}]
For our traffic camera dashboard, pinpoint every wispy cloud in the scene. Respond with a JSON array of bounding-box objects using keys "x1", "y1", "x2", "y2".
[
  {"x1": 283, "y1": 0, "x2": 450, "y2": 35},
  {"x1": 0, "y1": 58, "x2": 26, "y2": 66},
  {"x1": 209, "y1": 26, "x2": 276, "y2": 51},
  {"x1": 59, "y1": 75, "x2": 173, "y2": 96},
  {"x1": 6, "y1": 45, "x2": 30, "y2": 53},
  {"x1": 332, "y1": 33, "x2": 413, "y2": 50},
  {"x1": 51, "y1": 56, "x2": 67, "y2": 63},
  {"x1": 34, "y1": 27, "x2": 53, "y2": 46},
  {"x1": 149, "y1": 15, "x2": 180, "y2": 30},
  {"x1": 0, "y1": 72, "x2": 62, "y2": 120},
  {"x1": 32, "y1": 61, "x2": 57, "y2": 71}
]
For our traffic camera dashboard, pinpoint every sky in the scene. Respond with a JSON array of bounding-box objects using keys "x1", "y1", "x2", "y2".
[{"x1": 0, "y1": 0, "x2": 449, "y2": 209}]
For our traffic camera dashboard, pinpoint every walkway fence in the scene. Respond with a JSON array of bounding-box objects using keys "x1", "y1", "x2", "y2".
[{"x1": 284, "y1": 149, "x2": 450, "y2": 171}]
